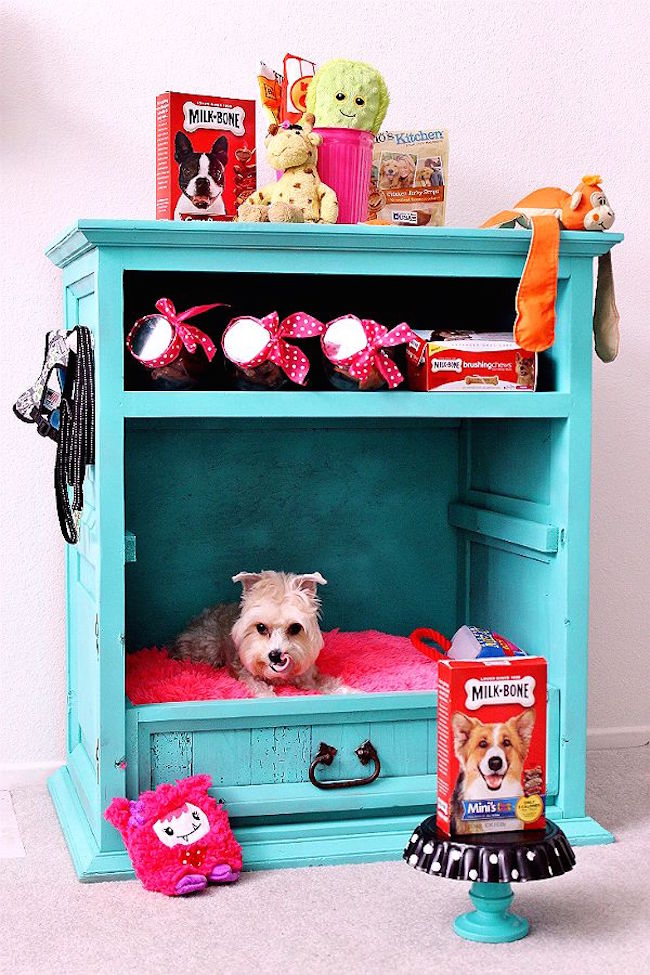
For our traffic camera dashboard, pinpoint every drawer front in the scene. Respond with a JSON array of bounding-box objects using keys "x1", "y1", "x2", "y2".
[
  {"x1": 128, "y1": 686, "x2": 559, "y2": 820},
  {"x1": 128, "y1": 696, "x2": 438, "y2": 819}
]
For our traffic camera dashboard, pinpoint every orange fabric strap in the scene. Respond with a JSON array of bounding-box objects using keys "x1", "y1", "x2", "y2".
[{"x1": 514, "y1": 215, "x2": 561, "y2": 352}]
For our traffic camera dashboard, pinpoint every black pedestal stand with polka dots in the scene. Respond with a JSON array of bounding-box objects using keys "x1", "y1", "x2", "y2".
[{"x1": 403, "y1": 817, "x2": 575, "y2": 942}]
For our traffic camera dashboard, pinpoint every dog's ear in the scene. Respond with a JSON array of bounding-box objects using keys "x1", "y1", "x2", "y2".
[
  {"x1": 294, "y1": 572, "x2": 327, "y2": 594},
  {"x1": 452, "y1": 712, "x2": 476, "y2": 760},
  {"x1": 514, "y1": 708, "x2": 536, "y2": 755},
  {"x1": 210, "y1": 135, "x2": 228, "y2": 165},
  {"x1": 232, "y1": 571, "x2": 262, "y2": 592},
  {"x1": 174, "y1": 131, "x2": 194, "y2": 163}
]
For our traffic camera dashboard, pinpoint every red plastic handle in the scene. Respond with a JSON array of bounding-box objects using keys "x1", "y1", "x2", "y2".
[{"x1": 410, "y1": 628, "x2": 452, "y2": 661}]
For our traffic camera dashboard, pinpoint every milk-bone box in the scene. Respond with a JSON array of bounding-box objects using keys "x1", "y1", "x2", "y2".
[
  {"x1": 406, "y1": 331, "x2": 537, "y2": 391},
  {"x1": 156, "y1": 93, "x2": 256, "y2": 221},
  {"x1": 437, "y1": 656, "x2": 547, "y2": 836}
]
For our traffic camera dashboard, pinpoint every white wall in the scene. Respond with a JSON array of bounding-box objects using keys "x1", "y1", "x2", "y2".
[{"x1": 1, "y1": 0, "x2": 648, "y2": 783}]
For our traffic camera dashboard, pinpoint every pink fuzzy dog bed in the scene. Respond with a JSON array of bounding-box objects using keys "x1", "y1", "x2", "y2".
[{"x1": 126, "y1": 630, "x2": 438, "y2": 704}]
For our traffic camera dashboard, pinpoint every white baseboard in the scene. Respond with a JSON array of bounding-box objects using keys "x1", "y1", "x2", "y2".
[
  {"x1": 0, "y1": 761, "x2": 63, "y2": 789},
  {"x1": 587, "y1": 726, "x2": 650, "y2": 750},
  {"x1": 1, "y1": 728, "x2": 648, "y2": 787}
]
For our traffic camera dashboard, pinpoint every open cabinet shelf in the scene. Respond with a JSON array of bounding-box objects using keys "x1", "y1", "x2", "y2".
[
  {"x1": 46, "y1": 221, "x2": 621, "y2": 880},
  {"x1": 123, "y1": 390, "x2": 572, "y2": 419}
]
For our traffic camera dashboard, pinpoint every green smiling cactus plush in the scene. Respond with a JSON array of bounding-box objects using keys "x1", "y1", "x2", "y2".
[{"x1": 305, "y1": 59, "x2": 389, "y2": 134}]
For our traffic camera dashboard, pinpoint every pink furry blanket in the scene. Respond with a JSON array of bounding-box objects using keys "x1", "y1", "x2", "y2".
[{"x1": 127, "y1": 630, "x2": 438, "y2": 704}]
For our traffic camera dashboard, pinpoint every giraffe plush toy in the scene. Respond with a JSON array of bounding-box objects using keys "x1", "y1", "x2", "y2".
[
  {"x1": 483, "y1": 176, "x2": 620, "y2": 361},
  {"x1": 238, "y1": 114, "x2": 338, "y2": 224}
]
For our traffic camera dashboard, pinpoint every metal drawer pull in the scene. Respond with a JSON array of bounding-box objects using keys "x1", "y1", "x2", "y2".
[{"x1": 309, "y1": 740, "x2": 381, "y2": 790}]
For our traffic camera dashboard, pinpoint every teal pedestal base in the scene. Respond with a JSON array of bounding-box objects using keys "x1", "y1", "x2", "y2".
[{"x1": 453, "y1": 882, "x2": 529, "y2": 943}]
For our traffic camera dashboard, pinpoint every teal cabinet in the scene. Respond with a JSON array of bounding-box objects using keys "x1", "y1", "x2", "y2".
[{"x1": 46, "y1": 222, "x2": 621, "y2": 879}]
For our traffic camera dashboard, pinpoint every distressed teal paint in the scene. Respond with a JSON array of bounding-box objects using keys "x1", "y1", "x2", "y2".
[
  {"x1": 45, "y1": 221, "x2": 619, "y2": 878},
  {"x1": 192, "y1": 730, "x2": 252, "y2": 786}
]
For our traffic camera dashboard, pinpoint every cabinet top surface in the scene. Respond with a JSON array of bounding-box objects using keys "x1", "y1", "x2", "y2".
[{"x1": 46, "y1": 219, "x2": 623, "y2": 268}]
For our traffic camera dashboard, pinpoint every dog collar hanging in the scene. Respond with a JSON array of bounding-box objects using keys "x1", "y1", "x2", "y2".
[
  {"x1": 222, "y1": 311, "x2": 323, "y2": 384},
  {"x1": 305, "y1": 313, "x2": 417, "y2": 388},
  {"x1": 126, "y1": 298, "x2": 223, "y2": 369}
]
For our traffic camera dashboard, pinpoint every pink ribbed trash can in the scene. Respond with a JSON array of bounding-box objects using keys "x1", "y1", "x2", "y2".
[{"x1": 313, "y1": 127, "x2": 373, "y2": 224}]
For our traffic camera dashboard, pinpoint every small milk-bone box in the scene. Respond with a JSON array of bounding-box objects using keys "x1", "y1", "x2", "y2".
[
  {"x1": 406, "y1": 331, "x2": 537, "y2": 391},
  {"x1": 156, "y1": 92, "x2": 256, "y2": 221},
  {"x1": 437, "y1": 656, "x2": 547, "y2": 836}
]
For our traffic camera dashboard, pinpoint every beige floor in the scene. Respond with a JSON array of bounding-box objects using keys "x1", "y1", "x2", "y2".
[{"x1": 1, "y1": 746, "x2": 649, "y2": 975}]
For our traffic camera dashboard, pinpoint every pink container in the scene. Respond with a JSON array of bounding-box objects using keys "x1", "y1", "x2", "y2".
[{"x1": 313, "y1": 127, "x2": 373, "y2": 224}]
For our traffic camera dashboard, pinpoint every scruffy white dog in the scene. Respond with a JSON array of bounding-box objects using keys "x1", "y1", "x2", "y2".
[{"x1": 172, "y1": 571, "x2": 349, "y2": 697}]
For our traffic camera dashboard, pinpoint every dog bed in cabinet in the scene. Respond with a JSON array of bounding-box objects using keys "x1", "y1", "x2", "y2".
[{"x1": 126, "y1": 630, "x2": 439, "y2": 703}]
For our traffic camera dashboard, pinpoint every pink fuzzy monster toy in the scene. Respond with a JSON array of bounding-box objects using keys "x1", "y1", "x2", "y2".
[{"x1": 105, "y1": 774, "x2": 242, "y2": 896}]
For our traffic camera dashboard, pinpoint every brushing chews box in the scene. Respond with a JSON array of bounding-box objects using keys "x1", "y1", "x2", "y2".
[
  {"x1": 437, "y1": 651, "x2": 547, "y2": 836},
  {"x1": 406, "y1": 331, "x2": 537, "y2": 391}
]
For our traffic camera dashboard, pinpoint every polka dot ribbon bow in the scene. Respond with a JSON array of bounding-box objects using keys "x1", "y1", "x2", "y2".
[
  {"x1": 222, "y1": 311, "x2": 324, "y2": 385},
  {"x1": 301, "y1": 313, "x2": 418, "y2": 389},
  {"x1": 127, "y1": 298, "x2": 225, "y2": 370}
]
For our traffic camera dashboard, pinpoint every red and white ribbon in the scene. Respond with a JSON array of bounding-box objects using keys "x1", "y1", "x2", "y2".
[
  {"x1": 222, "y1": 311, "x2": 324, "y2": 385},
  {"x1": 126, "y1": 298, "x2": 225, "y2": 369},
  {"x1": 294, "y1": 313, "x2": 418, "y2": 389}
]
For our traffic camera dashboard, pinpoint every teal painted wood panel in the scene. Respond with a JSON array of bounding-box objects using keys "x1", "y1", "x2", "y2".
[
  {"x1": 124, "y1": 423, "x2": 460, "y2": 649},
  {"x1": 192, "y1": 729, "x2": 252, "y2": 786},
  {"x1": 149, "y1": 732, "x2": 193, "y2": 788},
  {"x1": 448, "y1": 502, "x2": 559, "y2": 554},
  {"x1": 47, "y1": 223, "x2": 621, "y2": 875},
  {"x1": 250, "y1": 726, "x2": 312, "y2": 785},
  {"x1": 466, "y1": 540, "x2": 552, "y2": 657},
  {"x1": 469, "y1": 418, "x2": 553, "y2": 506},
  {"x1": 124, "y1": 391, "x2": 572, "y2": 421},
  {"x1": 367, "y1": 719, "x2": 431, "y2": 778}
]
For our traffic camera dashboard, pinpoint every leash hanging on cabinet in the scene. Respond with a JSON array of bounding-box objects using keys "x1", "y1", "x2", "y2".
[
  {"x1": 55, "y1": 326, "x2": 95, "y2": 544},
  {"x1": 13, "y1": 325, "x2": 95, "y2": 544}
]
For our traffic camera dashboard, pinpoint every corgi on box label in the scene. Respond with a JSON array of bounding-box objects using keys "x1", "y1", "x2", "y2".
[{"x1": 437, "y1": 656, "x2": 547, "y2": 835}]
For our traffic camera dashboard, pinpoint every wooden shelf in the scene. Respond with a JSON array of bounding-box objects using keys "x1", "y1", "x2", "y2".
[{"x1": 123, "y1": 390, "x2": 571, "y2": 420}]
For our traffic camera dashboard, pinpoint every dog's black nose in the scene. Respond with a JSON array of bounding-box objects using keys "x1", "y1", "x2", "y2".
[
  {"x1": 195, "y1": 177, "x2": 210, "y2": 194},
  {"x1": 488, "y1": 756, "x2": 503, "y2": 772},
  {"x1": 268, "y1": 650, "x2": 283, "y2": 664}
]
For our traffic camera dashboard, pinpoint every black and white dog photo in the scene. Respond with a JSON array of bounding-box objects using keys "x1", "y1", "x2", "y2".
[{"x1": 174, "y1": 132, "x2": 228, "y2": 218}]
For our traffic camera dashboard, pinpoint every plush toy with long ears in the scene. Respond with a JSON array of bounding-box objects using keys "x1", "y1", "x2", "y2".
[
  {"x1": 483, "y1": 175, "x2": 620, "y2": 361},
  {"x1": 105, "y1": 774, "x2": 242, "y2": 896},
  {"x1": 305, "y1": 59, "x2": 389, "y2": 134}
]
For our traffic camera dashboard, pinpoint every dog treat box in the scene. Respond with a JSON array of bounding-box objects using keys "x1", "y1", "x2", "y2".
[
  {"x1": 437, "y1": 655, "x2": 547, "y2": 836},
  {"x1": 156, "y1": 92, "x2": 256, "y2": 221},
  {"x1": 370, "y1": 129, "x2": 448, "y2": 227},
  {"x1": 406, "y1": 331, "x2": 537, "y2": 391}
]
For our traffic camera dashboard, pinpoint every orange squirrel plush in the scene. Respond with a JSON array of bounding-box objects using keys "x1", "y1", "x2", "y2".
[{"x1": 483, "y1": 176, "x2": 619, "y2": 361}]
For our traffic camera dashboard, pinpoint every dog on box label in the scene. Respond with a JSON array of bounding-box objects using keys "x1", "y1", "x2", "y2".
[
  {"x1": 174, "y1": 132, "x2": 228, "y2": 218},
  {"x1": 451, "y1": 708, "x2": 535, "y2": 833}
]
